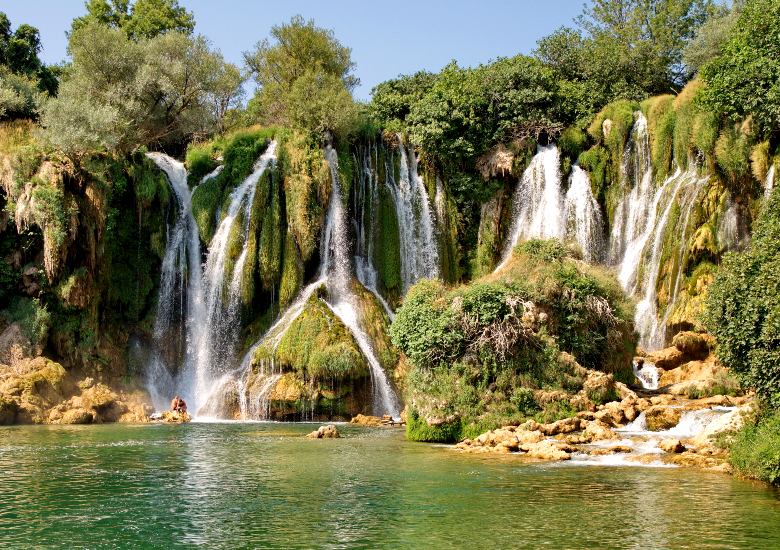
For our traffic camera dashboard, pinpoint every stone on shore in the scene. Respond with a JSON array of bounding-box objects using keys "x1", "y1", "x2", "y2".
[{"x1": 307, "y1": 425, "x2": 340, "y2": 438}]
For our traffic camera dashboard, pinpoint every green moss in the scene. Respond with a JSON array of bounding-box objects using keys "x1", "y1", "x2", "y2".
[
  {"x1": 406, "y1": 410, "x2": 463, "y2": 443},
  {"x1": 223, "y1": 208, "x2": 245, "y2": 289},
  {"x1": 279, "y1": 233, "x2": 303, "y2": 309},
  {"x1": 353, "y1": 281, "x2": 398, "y2": 373},
  {"x1": 692, "y1": 111, "x2": 719, "y2": 160},
  {"x1": 274, "y1": 292, "x2": 369, "y2": 381},
  {"x1": 258, "y1": 171, "x2": 282, "y2": 291},
  {"x1": 716, "y1": 124, "x2": 752, "y2": 186},
  {"x1": 185, "y1": 140, "x2": 219, "y2": 187},
  {"x1": 373, "y1": 183, "x2": 402, "y2": 301}
]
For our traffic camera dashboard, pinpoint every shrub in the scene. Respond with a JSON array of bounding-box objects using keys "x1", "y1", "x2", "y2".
[
  {"x1": 3, "y1": 296, "x2": 51, "y2": 347},
  {"x1": 704, "y1": 185, "x2": 780, "y2": 405},
  {"x1": 729, "y1": 409, "x2": 780, "y2": 485}
]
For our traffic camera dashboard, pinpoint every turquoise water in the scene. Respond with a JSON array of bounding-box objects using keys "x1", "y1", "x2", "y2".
[{"x1": 1, "y1": 422, "x2": 779, "y2": 549}]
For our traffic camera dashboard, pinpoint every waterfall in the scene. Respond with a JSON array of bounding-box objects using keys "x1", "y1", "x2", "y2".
[
  {"x1": 563, "y1": 166, "x2": 605, "y2": 263},
  {"x1": 194, "y1": 141, "x2": 277, "y2": 408},
  {"x1": 499, "y1": 145, "x2": 563, "y2": 268},
  {"x1": 393, "y1": 135, "x2": 440, "y2": 290},
  {"x1": 145, "y1": 153, "x2": 206, "y2": 412},
  {"x1": 352, "y1": 143, "x2": 394, "y2": 318},
  {"x1": 765, "y1": 164, "x2": 776, "y2": 198},
  {"x1": 322, "y1": 145, "x2": 401, "y2": 417},
  {"x1": 498, "y1": 145, "x2": 605, "y2": 269},
  {"x1": 235, "y1": 143, "x2": 402, "y2": 419},
  {"x1": 632, "y1": 360, "x2": 660, "y2": 390}
]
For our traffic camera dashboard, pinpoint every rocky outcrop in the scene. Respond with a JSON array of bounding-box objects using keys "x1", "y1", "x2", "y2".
[{"x1": 307, "y1": 425, "x2": 340, "y2": 439}]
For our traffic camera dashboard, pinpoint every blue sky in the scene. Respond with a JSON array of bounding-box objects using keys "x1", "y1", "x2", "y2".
[{"x1": 3, "y1": 0, "x2": 587, "y2": 101}]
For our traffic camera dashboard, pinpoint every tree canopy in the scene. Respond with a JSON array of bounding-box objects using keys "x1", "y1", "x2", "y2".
[
  {"x1": 700, "y1": 0, "x2": 780, "y2": 138},
  {"x1": 0, "y1": 12, "x2": 57, "y2": 119},
  {"x1": 41, "y1": 22, "x2": 241, "y2": 155},
  {"x1": 71, "y1": 0, "x2": 195, "y2": 40},
  {"x1": 243, "y1": 15, "x2": 358, "y2": 136}
]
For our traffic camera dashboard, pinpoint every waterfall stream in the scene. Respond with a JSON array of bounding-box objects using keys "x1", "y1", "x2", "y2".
[
  {"x1": 498, "y1": 145, "x2": 604, "y2": 269},
  {"x1": 145, "y1": 153, "x2": 206, "y2": 412}
]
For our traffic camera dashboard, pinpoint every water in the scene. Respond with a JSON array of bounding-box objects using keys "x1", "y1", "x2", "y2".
[
  {"x1": 632, "y1": 360, "x2": 660, "y2": 390},
  {"x1": 499, "y1": 146, "x2": 604, "y2": 269},
  {"x1": 563, "y1": 166, "x2": 605, "y2": 262},
  {"x1": 765, "y1": 164, "x2": 775, "y2": 198},
  {"x1": 2, "y1": 423, "x2": 779, "y2": 549},
  {"x1": 145, "y1": 153, "x2": 206, "y2": 412},
  {"x1": 195, "y1": 141, "x2": 277, "y2": 409},
  {"x1": 234, "y1": 145, "x2": 401, "y2": 419},
  {"x1": 394, "y1": 135, "x2": 440, "y2": 290}
]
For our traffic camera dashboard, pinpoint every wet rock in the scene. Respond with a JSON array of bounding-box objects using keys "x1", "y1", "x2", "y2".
[
  {"x1": 307, "y1": 425, "x2": 340, "y2": 439},
  {"x1": 539, "y1": 417, "x2": 582, "y2": 436},
  {"x1": 0, "y1": 395, "x2": 18, "y2": 425},
  {"x1": 659, "y1": 438, "x2": 685, "y2": 453},
  {"x1": 691, "y1": 404, "x2": 750, "y2": 447},
  {"x1": 645, "y1": 347, "x2": 685, "y2": 370},
  {"x1": 615, "y1": 382, "x2": 638, "y2": 401},
  {"x1": 519, "y1": 440, "x2": 574, "y2": 461},
  {"x1": 350, "y1": 414, "x2": 383, "y2": 427},
  {"x1": 159, "y1": 411, "x2": 190, "y2": 423},
  {"x1": 588, "y1": 445, "x2": 633, "y2": 456},
  {"x1": 644, "y1": 406, "x2": 682, "y2": 431},
  {"x1": 583, "y1": 420, "x2": 618, "y2": 442},
  {"x1": 593, "y1": 402, "x2": 626, "y2": 427}
]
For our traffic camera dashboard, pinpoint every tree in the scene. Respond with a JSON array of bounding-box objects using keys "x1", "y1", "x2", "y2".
[
  {"x1": 41, "y1": 22, "x2": 241, "y2": 155},
  {"x1": 71, "y1": 0, "x2": 194, "y2": 40},
  {"x1": 705, "y1": 184, "x2": 780, "y2": 405},
  {"x1": 535, "y1": 0, "x2": 716, "y2": 113},
  {"x1": 0, "y1": 12, "x2": 57, "y2": 118},
  {"x1": 700, "y1": 0, "x2": 780, "y2": 138},
  {"x1": 243, "y1": 16, "x2": 358, "y2": 135},
  {"x1": 682, "y1": 3, "x2": 739, "y2": 75}
]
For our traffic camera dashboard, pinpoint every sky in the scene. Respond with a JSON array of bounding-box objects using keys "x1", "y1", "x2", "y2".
[{"x1": 2, "y1": 0, "x2": 587, "y2": 101}]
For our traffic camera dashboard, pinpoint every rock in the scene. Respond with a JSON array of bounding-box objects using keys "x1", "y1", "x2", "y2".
[
  {"x1": 539, "y1": 417, "x2": 582, "y2": 436},
  {"x1": 593, "y1": 401, "x2": 626, "y2": 427},
  {"x1": 588, "y1": 445, "x2": 633, "y2": 456},
  {"x1": 350, "y1": 414, "x2": 383, "y2": 427},
  {"x1": 691, "y1": 404, "x2": 750, "y2": 447},
  {"x1": 515, "y1": 430, "x2": 545, "y2": 445},
  {"x1": 645, "y1": 347, "x2": 685, "y2": 370},
  {"x1": 672, "y1": 331, "x2": 712, "y2": 359},
  {"x1": 77, "y1": 377, "x2": 95, "y2": 390},
  {"x1": 659, "y1": 359, "x2": 730, "y2": 392},
  {"x1": 659, "y1": 438, "x2": 685, "y2": 453},
  {"x1": 0, "y1": 395, "x2": 18, "y2": 425},
  {"x1": 644, "y1": 406, "x2": 682, "y2": 431},
  {"x1": 159, "y1": 411, "x2": 190, "y2": 423},
  {"x1": 519, "y1": 440, "x2": 573, "y2": 461},
  {"x1": 0, "y1": 323, "x2": 31, "y2": 364},
  {"x1": 307, "y1": 425, "x2": 340, "y2": 439},
  {"x1": 615, "y1": 382, "x2": 638, "y2": 401},
  {"x1": 583, "y1": 420, "x2": 618, "y2": 442},
  {"x1": 61, "y1": 408, "x2": 94, "y2": 425}
]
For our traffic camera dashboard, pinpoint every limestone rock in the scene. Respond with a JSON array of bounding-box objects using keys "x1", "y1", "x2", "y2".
[
  {"x1": 583, "y1": 420, "x2": 618, "y2": 442},
  {"x1": 520, "y1": 440, "x2": 574, "y2": 461},
  {"x1": 671, "y1": 331, "x2": 712, "y2": 359},
  {"x1": 61, "y1": 408, "x2": 94, "y2": 425},
  {"x1": 307, "y1": 424, "x2": 340, "y2": 439},
  {"x1": 659, "y1": 438, "x2": 685, "y2": 453},
  {"x1": 645, "y1": 347, "x2": 685, "y2": 370},
  {"x1": 644, "y1": 406, "x2": 682, "y2": 431},
  {"x1": 350, "y1": 414, "x2": 383, "y2": 427}
]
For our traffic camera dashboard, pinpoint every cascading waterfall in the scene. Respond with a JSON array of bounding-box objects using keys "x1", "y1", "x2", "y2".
[
  {"x1": 194, "y1": 142, "x2": 277, "y2": 409},
  {"x1": 145, "y1": 153, "x2": 206, "y2": 412},
  {"x1": 498, "y1": 145, "x2": 604, "y2": 269},
  {"x1": 393, "y1": 135, "x2": 440, "y2": 290},
  {"x1": 563, "y1": 166, "x2": 605, "y2": 263},
  {"x1": 234, "y1": 143, "x2": 402, "y2": 419}
]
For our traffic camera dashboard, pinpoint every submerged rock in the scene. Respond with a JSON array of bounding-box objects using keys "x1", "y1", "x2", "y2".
[
  {"x1": 659, "y1": 438, "x2": 686, "y2": 453},
  {"x1": 350, "y1": 414, "x2": 383, "y2": 427}
]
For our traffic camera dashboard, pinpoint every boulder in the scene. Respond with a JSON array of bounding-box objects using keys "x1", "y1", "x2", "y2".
[
  {"x1": 583, "y1": 420, "x2": 618, "y2": 442},
  {"x1": 659, "y1": 438, "x2": 685, "y2": 453},
  {"x1": 644, "y1": 406, "x2": 682, "y2": 431},
  {"x1": 350, "y1": 414, "x2": 383, "y2": 427},
  {"x1": 61, "y1": 408, "x2": 94, "y2": 425},
  {"x1": 593, "y1": 401, "x2": 627, "y2": 427},
  {"x1": 671, "y1": 331, "x2": 712, "y2": 359},
  {"x1": 645, "y1": 347, "x2": 685, "y2": 370},
  {"x1": 519, "y1": 440, "x2": 574, "y2": 461},
  {"x1": 539, "y1": 417, "x2": 582, "y2": 436},
  {"x1": 0, "y1": 395, "x2": 18, "y2": 425},
  {"x1": 307, "y1": 424, "x2": 340, "y2": 439}
]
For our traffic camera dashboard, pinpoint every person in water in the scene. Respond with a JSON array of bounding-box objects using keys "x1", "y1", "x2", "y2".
[{"x1": 170, "y1": 395, "x2": 187, "y2": 414}]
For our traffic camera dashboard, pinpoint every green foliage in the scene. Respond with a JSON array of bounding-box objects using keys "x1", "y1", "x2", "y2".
[
  {"x1": 258, "y1": 170, "x2": 283, "y2": 291},
  {"x1": 41, "y1": 22, "x2": 241, "y2": 155},
  {"x1": 704, "y1": 184, "x2": 780, "y2": 405},
  {"x1": 535, "y1": 0, "x2": 715, "y2": 118},
  {"x1": 403, "y1": 57, "x2": 561, "y2": 163},
  {"x1": 0, "y1": 68, "x2": 41, "y2": 120},
  {"x1": 729, "y1": 408, "x2": 780, "y2": 485},
  {"x1": 2, "y1": 296, "x2": 51, "y2": 347},
  {"x1": 369, "y1": 71, "x2": 437, "y2": 130},
  {"x1": 185, "y1": 141, "x2": 219, "y2": 187},
  {"x1": 715, "y1": 124, "x2": 751, "y2": 185},
  {"x1": 700, "y1": 0, "x2": 780, "y2": 138},
  {"x1": 279, "y1": 233, "x2": 303, "y2": 309},
  {"x1": 682, "y1": 5, "x2": 738, "y2": 74},
  {"x1": 71, "y1": 0, "x2": 195, "y2": 40},
  {"x1": 389, "y1": 279, "x2": 464, "y2": 369},
  {"x1": 190, "y1": 171, "x2": 222, "y2": 243},
  {"x1": 406, "y1": 409, "x2": 463, "y2": 443},
  {"x1": 244, "y1": 16, "x2": 358, "y2": 137},
  {"x1": 31, "y1": 182, "x2": 73, "y2": 249},
  {"x1": 0, "y1": 11, "x2": 57, "y2": 105},
  {"x1": 373, "y1": 183, "x2": 402, "y2": 300},
  {"x1": 516, "y1": 239, "x2": 568, "y2": 263}
]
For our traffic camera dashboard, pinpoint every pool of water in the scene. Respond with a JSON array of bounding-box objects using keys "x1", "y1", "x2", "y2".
[{"x1": 1, "y1": 422, "x2": 779, "y2": 549}]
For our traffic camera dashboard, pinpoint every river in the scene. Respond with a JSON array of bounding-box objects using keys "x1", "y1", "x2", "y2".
[{"x1": 1, "y1": 422, "x2": 779, "y2": 548}]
